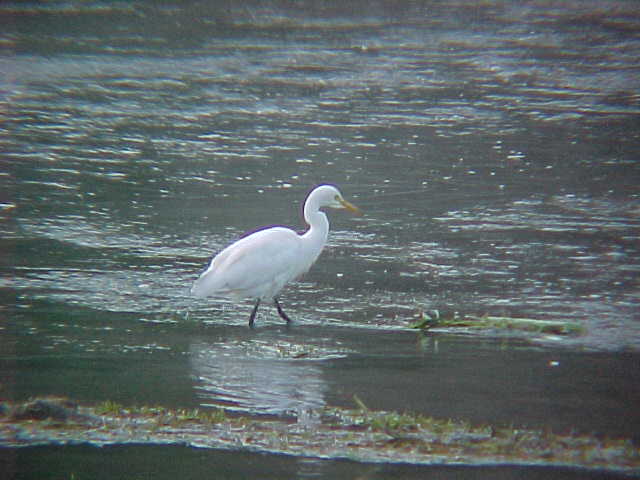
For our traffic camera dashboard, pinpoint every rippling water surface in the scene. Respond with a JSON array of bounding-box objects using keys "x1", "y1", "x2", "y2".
[{"x1": 2, "y1": 0, "x2": 640, "y2": 476}]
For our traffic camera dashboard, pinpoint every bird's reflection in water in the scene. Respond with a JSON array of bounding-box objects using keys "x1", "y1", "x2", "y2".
[{"x1": 190, "y1": 339, "x2": 328, "y2": 417}]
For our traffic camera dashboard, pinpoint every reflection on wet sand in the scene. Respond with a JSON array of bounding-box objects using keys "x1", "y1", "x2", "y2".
[{"x1": 190, "y1": 337, "x2": 335, "y2": 416}]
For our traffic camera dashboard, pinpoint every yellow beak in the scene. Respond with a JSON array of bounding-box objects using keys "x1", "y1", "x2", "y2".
[{"x1": 339, "y1": 197, "x2": 362, "y2": 216}]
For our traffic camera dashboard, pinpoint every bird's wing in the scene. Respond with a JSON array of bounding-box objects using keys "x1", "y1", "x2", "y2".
[{"x1": 191, "y1": 227, "x2": 304, "y2": 299}]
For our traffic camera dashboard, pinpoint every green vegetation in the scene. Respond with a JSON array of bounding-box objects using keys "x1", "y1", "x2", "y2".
[
  {"x1": 351, "y1": 394, "x2": 437, "y2": 433},
  {"x1": 1, "y1": 397, "x2": 638, "y2": 472},
  {"x1": 410, "y1": 311, "x2": 584, "y2": 336},
  {"x1": 96, "y1": 401, "x2": 226, "y2": 426},
  {"x1": 96, "y1": 400, "x2": 123, "y2": 416}
]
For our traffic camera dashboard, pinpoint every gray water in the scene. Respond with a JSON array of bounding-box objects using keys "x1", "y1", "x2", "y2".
[
  {"x1": 2, "y1": 444, "x2": 634, "y2": 480},
  {"x1": 2, "y1": 0, "x2": 640, "y2": 477}
]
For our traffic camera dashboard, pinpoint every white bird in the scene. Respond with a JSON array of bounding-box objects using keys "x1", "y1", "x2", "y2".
[{"x1": 191, "y1": 184, "x2": 361, "y2": 327}]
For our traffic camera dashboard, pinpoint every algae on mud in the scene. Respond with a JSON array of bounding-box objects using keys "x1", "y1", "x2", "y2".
[
  {"x1": 1, "y1": 397, "x2": 638, "y2": 474},
  {"x1": 409, "y1": 311, "x2": 585, "y2": 337}
]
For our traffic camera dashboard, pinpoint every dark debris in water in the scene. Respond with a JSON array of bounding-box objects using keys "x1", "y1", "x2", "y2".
[
  {"x1": 1, "y1": 397, "x2": 638, "y2": 474},
  {"x1": 5, "y1": 397, "x2": 99, "y2": 424}
]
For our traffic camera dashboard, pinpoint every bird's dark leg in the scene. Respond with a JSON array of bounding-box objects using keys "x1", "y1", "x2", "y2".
[
  {"x1": 248, "y1": 299, "x2": 261, "y2": 328},
  {"x1": 274, "y1": 298, "x2": 292, "y2": 324}
]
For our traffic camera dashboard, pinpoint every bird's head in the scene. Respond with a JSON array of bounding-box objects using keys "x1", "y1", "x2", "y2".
[{"x1": 309, "y1": 184, "x2": 361, "y2": 215}]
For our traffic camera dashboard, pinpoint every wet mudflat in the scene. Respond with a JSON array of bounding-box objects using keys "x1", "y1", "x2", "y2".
[
  {"x1": 2, "y1": 392, "x2": 640, "y2": 477},
  {"x1": 3, "y1": 322, "x2": 640, "y2": 477},
  {"x1": 2, "y1": 0, "x2": 640, "y2": 478}
]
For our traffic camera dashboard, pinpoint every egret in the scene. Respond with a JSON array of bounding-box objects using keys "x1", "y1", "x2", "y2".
[{"x1": 191, "y1": 184, "x2": 361, "y2": 327}]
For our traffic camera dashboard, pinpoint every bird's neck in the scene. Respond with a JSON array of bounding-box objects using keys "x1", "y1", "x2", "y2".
[{"x1": 302, "y1": 208, "x2": 329, "y2": 255}]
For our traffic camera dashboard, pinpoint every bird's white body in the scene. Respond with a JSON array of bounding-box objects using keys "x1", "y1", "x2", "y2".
[
  {"x1": 191, "y1": 185, "x2": 359, "y2": 325},
  {"x1": 191, "y1": 225, "x2": 326, "y2": 300}
]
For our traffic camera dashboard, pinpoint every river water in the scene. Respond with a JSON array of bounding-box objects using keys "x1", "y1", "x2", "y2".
[{"x1": 2, "y1": 1, "x2": 640, "y2": 478}]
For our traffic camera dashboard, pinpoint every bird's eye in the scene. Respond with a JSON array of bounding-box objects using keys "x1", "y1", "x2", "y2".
[{"x1": 334, "y1": 195, "x2": 340, "y2": 201}]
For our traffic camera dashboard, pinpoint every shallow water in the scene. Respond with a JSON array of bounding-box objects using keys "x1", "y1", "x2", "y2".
[
  {"x1": 2, "y1": 445, "x2": 633, "y2": 480},
  {"x1": 2, "y1": 0, "x2": 640, "y2": 477}
]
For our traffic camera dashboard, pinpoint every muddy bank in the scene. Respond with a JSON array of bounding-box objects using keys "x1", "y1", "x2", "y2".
[{"x1": 1, "y1": 397, "x2": 638, "y2": 475}]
